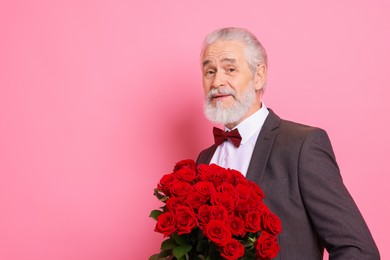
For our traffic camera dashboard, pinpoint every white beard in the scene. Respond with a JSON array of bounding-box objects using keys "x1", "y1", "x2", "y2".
[{"x1": 203, "y1": 81, "x2": 256, "y2": 125}]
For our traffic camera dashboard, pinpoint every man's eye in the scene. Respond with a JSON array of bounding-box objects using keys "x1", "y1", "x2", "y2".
[
  {"x1": 206, "y1": 70, "x2": 216, "y2": 75},
  {"x1": 228, "y1": 68, "x2": 236, "y2": 72}
]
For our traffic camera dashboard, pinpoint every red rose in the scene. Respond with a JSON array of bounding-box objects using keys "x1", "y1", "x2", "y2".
[
  {"x1": 154, "y1": 212, "x2": 176, "y2": 237},
  {"x1": 194, "y1": 181, "x2": 216, "y2": 197},
  {"x1": 165, "y1": 197, "x2": 185, "y2": 212},
  {"x1": 210, "y1": 204, "x2": 230, "y2": 223},
  {"x1": 210, "y1": 192, "x2": 235, "y2": 213},
  {"x1": 175, "y1": 206, "x2": 197, "y2": 235},
  {"x1": 235, "y1": 183, "x2": 251, "y2": 200},
  {"x1": 216, "y1": 182, "x2": 236, "y2": 196},
  {"x1": 220, "y1": 238, "x2": 245, "y2": 260},
  {"x1": 242, "y1": 192, "x2": 268, "y2": 214},
  {"x1": 235, "y1": 198, "x2": 250, "y2": 218},
  {"x1": 229, "y1": 216, "x2": 246, "y2": 237},
  {"x1": 197, "y1": 164, "x2": 215, "y2": 181},
  {"x1": 197, "y1": 205, "x2": 212, "y2": 226},
  {"x1": 255, "y1": 232, "x2": 280, "y2": 259},
  {"x1": 200, "y1": 164, "x2": 226, "y2": 186},
  {"x1": 185, "y1": 191, "x2": 208, "y2": 209},
  {"x1": 158, "y1": 173, "x2": 178, "y2": 196},
  {"x1": 175, "y1": 167, "x2": 198, "y2": 183},
  {"x1": 220, "y1": 169, "x2": 236, "y2": 184},
  {"x1": 170, "y1": 181, "x2": 193, "y2": 198},
  {"x1": 255, "y1": 199, "x2": 269, "y2": 214},
  {"x1": 229, "y1": 169, "x2": 247, "y2": 185},
  {"x1": 261, "y1": 211, "x2": 282, "y2": 235},
  {"x1": 247, "y1": 196, "x2": 264, "y2": 212},
  {"x1": 203, "y1": 219, "x2": 231, "y2": 246},
  {"x1": 248, "y1": 181, "x2": 265, "y2": 199},
  {"x1": 245, "y1": 211, "x2": 261, "y2": 233},
  {"x1": 212, "y1": 171, "x2": 224, "y2": 187},
  {"x1": 173, "y1": 159, "x2": 196, "y2": 172}
]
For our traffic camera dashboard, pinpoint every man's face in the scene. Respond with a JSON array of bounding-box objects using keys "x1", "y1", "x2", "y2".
[{"x1": 202, "y1": 40, "x2": 264, "y2": 127}]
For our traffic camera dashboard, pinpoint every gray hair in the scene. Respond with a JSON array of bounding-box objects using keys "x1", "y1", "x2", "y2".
[{"x1": 201, "y1": 27, "x2": 268, "y2": 75}]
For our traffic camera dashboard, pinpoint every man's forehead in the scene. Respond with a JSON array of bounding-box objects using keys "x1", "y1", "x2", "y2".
[
  {"x1": 202, "y1": 58, "x2": 237, "y2": 67},
  {"x1": 202, "y1": 40, "x2": 246, "y2": 65}
]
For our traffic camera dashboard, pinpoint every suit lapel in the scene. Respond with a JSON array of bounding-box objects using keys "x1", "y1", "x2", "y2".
[
  {"x1": 245, "y1": 109, "x2": 280, "y2": 185},
  {"x1": 196, "y1": 144, "x2": 218, "y2": 165}
]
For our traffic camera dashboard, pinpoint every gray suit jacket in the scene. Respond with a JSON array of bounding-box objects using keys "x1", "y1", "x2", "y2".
[{"x1": 196, "y1": 109, "x2": 379, "y2": 259}]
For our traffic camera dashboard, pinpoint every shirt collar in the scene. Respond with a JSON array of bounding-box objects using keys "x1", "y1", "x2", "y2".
[{"x1": 225, "y1": 103, "x2": 269, "y2": 146}]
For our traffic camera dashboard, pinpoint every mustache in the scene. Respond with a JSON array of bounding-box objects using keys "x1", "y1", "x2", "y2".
[{"x1": 207, "y1": 87, "x2": 237, "y2": 100}]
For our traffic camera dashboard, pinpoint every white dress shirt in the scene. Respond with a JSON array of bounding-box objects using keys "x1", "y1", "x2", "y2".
[{"x1": 210, "y1": 104, "x2": 269, "y2": 176}]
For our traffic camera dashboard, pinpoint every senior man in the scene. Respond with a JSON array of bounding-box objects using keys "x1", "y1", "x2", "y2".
[{"x1": 196, "y1": 27, "x2": 379, "y2": 259}]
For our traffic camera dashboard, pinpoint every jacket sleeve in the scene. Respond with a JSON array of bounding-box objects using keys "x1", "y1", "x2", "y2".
[{"x1": 298, "y1": 128, "x2": 380, "y2": 259}]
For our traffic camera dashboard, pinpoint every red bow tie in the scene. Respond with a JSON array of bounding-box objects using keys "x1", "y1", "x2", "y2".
[{"x1": 213, "y1": 127, "x2": 242, "y2": 148}]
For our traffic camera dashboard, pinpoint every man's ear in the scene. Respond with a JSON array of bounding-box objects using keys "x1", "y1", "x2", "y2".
[{"x1": 254, "y1": 64, "x2": 267, "y2": 91}]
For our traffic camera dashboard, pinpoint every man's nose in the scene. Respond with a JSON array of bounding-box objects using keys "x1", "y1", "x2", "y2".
[{"x1": 211, "y1": 71, "x2": 226, "y2": 88}]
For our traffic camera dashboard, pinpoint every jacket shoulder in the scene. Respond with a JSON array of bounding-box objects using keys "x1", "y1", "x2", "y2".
[
  {"x1": 266, "y1": 109, "x2": 327, "y2": 139},
  {"x1": 277, "y1": 118, "x2": 328, "y2": 141}
]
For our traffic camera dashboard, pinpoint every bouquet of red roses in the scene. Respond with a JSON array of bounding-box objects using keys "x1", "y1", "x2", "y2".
[{"x1": 150, "y1": 159, "x2": 281, "y2": 260}]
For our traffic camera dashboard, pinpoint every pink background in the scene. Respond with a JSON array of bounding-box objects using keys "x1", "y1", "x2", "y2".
[{"x1": 1, "y1": 1, "x2": 389, "y2": 259}]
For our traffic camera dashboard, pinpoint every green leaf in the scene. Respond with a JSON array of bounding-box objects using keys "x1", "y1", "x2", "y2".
[
  {"x1": 248, "y1": 236, "x2": 257, "y2": 244},
  {"x1": 149, "y1": 210, "x2": 163, "y2": 220},
  {"x1": 173, "y1": 245, "x2": 192, "y2": 259},
  {"x1": 160, "y1": 196, "x2": 168, "y2": 202},
  {"x1": 158, "y1": 249, "x2": 171, "y2": 258},
  {"x1": 172, "y1": 233, "x2": 189, "y2": 246},
  {"x1": 161, "y1": 238, "x2": 177, "y2": 250},
  {"x1": 154, "y1": 188, "x2": 168, "y2": 200},
  {"x1": 243, "y1": 240, "x2": 252, "y2": 248}
]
